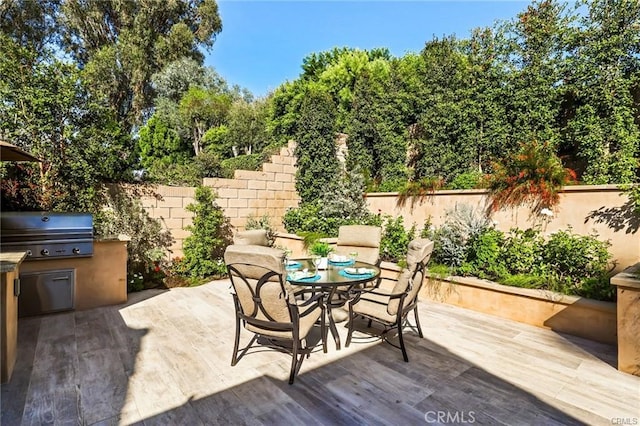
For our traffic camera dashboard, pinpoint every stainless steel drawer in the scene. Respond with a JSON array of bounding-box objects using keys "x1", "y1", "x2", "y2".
[{"x1": 18, "y1": 269, "x2": 75, "y2": 317}]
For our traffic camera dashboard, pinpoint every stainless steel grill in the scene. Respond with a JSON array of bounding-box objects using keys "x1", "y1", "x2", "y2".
[{"x1": 0, "y1": 212, "x2": 93, "y2": 260}]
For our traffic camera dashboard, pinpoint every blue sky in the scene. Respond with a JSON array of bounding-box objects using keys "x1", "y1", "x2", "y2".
[{"x1": 205, "y1": 1, "x2": 531, "y2": 97}]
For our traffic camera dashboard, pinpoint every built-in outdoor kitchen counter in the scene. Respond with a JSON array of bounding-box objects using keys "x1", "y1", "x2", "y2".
[
  {"x1": 18, "y1": 236, "x2": 129, "y2": 311},
  {"x1": 1, "y1": 251, "x2": 27, "y2": 383},
  {"x1": 1, "y1": 238, "x2": 128, "y2": 383}
]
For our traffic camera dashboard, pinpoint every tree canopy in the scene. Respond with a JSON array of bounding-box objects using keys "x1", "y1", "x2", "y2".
[{"x1": 2, "y1": 0, "x2": 638, "y2": 213}]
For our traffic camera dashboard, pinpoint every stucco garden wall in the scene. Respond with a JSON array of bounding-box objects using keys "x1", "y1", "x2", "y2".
[{"x1": 366, "y1": 185, "x2": 639, "y2": 272}]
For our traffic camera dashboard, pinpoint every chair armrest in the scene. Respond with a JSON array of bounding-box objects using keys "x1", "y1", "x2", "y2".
[{"x1": 296, "y1": 292, "x2": 325, "y2": 317}]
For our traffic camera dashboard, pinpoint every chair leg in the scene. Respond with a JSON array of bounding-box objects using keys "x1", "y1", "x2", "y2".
[
  {"x1": 322, "y1": 308, "x2": 328, "y2": 353},
  {"x1": 414, "y1": 306, "x2": 424, "y2": 338},
  {"x1": 346, "y1": 305, "x2": 355, "y2": 347},
  {"x1": 231, "y1": 315, "x2": 241, "y2": 366},
  {"x1": 397, "y1": 321, "x2": 409, "y2": 362},
  {"x1": 289, "y1": 339, "x2": 299, "y2": 384}
]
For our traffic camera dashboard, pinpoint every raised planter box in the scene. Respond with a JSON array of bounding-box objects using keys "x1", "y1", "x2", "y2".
[
  {"x1": 275, "y1": 233, "x2": 618, "y2": 345},
  {"x1": 610, "y1": 263, "x2": 640, "y2": 376},
  {"x1": 416, "y1": 273, "x2": 617, "y2": 345}
]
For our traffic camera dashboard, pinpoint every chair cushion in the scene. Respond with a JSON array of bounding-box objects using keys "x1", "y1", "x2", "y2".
[
  {"x1": 336, "y1": 225, "x2": 382, "y2": 265},
  {"x1": 225, "y1": 245, "x2": 295, "y2": 322},
  {"x1": 224, "y1": 244, "x2": 285, "y2": 280},
  {"x1": 351, "y1": 288, "x2": 396, "y2": 323},
  {"x1": 337, "y1": 225, "x2": 382, "y2": 248},
  {"x1": 233, "y1": 229, "x2": 269, "y2": 246},
  {"x1": 246, "y1": 302, "x2": 322, "y2": 340},
  {"x1": 388, "y1": 239, "x2": 434, "y2": 315}
]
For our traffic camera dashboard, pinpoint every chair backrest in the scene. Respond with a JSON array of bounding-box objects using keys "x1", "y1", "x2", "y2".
[
  {"x1": 387, "y1": 238, "x2": 434, "y2": 315},
  {"x1": 336, "y1": 225, "x2": 382, "y2": 265},
  {"x1": 233, "y1": 229, "x2": 270, "y2": 246},
  {"x1": 224, "y1": 244, "x2": 294, "y2": 325}
]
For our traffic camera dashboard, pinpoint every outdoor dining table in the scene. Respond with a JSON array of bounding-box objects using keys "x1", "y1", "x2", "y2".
[{"x1": 287, "y1": 258, "x2": 381, "y2": 350}]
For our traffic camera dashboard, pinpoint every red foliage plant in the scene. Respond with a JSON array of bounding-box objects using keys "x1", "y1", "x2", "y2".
[{"x1": 485, "y1": 140, "x2": 576, "y2": 213}]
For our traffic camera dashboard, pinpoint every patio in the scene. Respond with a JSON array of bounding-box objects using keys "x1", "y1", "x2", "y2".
[{"x1": 2, "y1": 280, "x2": 638, "y2": 425}]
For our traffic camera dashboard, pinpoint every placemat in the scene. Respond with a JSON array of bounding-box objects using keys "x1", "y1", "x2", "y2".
[{"x1": 339, "y1": 270, "x2": 374, "y2": 279}]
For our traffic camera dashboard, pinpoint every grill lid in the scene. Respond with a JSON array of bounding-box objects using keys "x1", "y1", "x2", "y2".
[{"x1": 0, "y1": 212, "x2": 94, "y2": 260}]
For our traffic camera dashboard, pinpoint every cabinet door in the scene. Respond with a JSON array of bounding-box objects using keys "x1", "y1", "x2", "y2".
[{"x1": 18, "y1": 269, "x2": 74, "y2": 317}]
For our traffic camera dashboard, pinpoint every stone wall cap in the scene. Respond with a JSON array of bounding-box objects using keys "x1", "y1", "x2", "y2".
[{"x1": 611, "y1": 263, "x2": 640, "y2": 289}]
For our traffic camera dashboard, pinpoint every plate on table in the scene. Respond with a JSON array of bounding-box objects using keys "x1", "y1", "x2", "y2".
[
  {"x1": 342, "y1": 267, "x2": 374, "y2": 277},
  {"x1": 328, "y1": 254, "x2": 355, "y2": 265},
  {"x1": 288, "y1": 269, "x2": 315, "y2": 280}
]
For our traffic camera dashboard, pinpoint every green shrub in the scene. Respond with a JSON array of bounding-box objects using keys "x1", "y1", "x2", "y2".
[
  {"x1": 465, "y1": 228, "x2": 507, "y2": 279},
  {"x1": 94, "y1": 187, "x2": 174, "y2": 292},
  {"x1": 182, "y1": 186, "x2": 233, "y2": 278},
  {"x1": 283, "y1": 169, "x2": 380, "y2": 236},
  {"x1": 542, "y1": 227, "x2": 611, "y2": 282},
  {"x1": 431, "y1": 204, "x2": 492, "y2": 267},
  {"x1": 379, "y1": 216, "x2": 416, "y2": 262},
  {"x1": 448, "y1": 171, "x2": 484, "y2": 190},
  {"x1": 501, "y1": 228, "x2": 545, "y2": 276},
  {"x1": 143, "y1": 151, "x2": 225, "y2": 186},
  {"x1": 220, "y1": 154, "x2": 262, "y2": 178},
  {"x1": 425, "y1": 207, "x2": 614, "y2": 301}
]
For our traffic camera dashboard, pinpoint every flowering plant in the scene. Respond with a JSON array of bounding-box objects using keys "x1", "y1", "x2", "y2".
[
  {"x1": 128, "y1": 272, "x2": 144, "y2": 292},
  {"x1": 485, "y1": 141, "x2": 576, "y2": 214}
]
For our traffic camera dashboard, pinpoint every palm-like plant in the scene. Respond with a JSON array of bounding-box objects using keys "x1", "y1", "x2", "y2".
[{"x1": 485, "y1": 141, "x2": 576, "y2": 213}]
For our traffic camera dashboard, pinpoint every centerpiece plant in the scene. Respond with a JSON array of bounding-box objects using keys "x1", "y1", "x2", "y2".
[{"x1": 309, "y1": 241, "x2": 333, "y2": 257}]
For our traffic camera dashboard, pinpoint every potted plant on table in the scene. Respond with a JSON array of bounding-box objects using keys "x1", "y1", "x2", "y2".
[{"x1": 309, "y1": 241, "x2": 333, "y2": 270}]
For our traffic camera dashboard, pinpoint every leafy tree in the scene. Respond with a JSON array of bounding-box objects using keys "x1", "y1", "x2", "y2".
[
  {"x1": 347, "y1": 71, "x2": 407, "y2": 190},
  {"x1": 178, "y1": 86, "x2": 232, "y2": 156},
  {"x1": 294, "y1": 85, "x2": 339, "y2": 204},
  {"x1": 224, "y1": 98, "x2": 269, "y2": 157},
  {"x1": 58, "y1": 0, "x2": 222, "y2": 131},
  {"x1": 0, "y1": 0, "x2": 60, "y2": 57},
  {"x1": 137, "y1": 115, "x2": 189, "y2": 170},
  {"x1": 0, "y1": 34, "x2": 131, "y2": 211},
  {"x1": 564, "y1": 0, "x2": 640, "y2": 184},
  {"x1": 500, "y1": 0, "x2": 571, "y2": 146},
  {"x1": 410, "y1": 36, "x2": 478, "y2": 183},
  {"x1": 152, "y1": 57, "x2": 228, "y2": 103}
]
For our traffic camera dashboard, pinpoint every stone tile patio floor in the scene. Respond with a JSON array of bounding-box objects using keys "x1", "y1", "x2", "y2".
[{"x1": 2, "y1": 279, "x2": 639, "y2": 425}]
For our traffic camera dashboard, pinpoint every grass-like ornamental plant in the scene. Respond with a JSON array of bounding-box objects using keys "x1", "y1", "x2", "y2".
[
  {"x1": 485, "y1": 140, "x2": 576, "y2": 213},
  {"x1": 309, "y1": 241, "x2": 333, "y2": 257}
]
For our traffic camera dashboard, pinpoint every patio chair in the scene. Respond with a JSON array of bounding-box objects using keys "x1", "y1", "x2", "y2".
[
  {"x1": 224, "y1": 244, "x2": 327, "y2": 384},
  {"x1": 345, "y1": 238, "x2": 434, "y2": 362},
  {"x1": 334, "y1": 224, "x2": 383, "y2": 300},
  {"x1": 335, "y1": 225, "x2": 382, "y2": 266},
  {"x1": 233, "y1": 229, "x2": 270, "y2": 246}
]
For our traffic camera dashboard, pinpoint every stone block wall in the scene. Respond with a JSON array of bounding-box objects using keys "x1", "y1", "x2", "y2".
[{"x1": 142, "y1": 141, "x2": 300, "y2": 257}]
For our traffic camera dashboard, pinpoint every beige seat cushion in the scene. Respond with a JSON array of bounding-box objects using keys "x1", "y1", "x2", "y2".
[
  {"x1": 246, "y1": 302, "x2": 322, "y2": 340},
  {"x1": 225, "y1": 244, "x2": 321, "y2": 340},
  {"x1": 233, "y1": 229, "x2": 270, "y2": 246},
  {"x1": 336, "y1": 225, "x2": 382, "y2": 265},
  {"x1": 351, "y1": 288, "x2": 396, "y2": 323}
]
